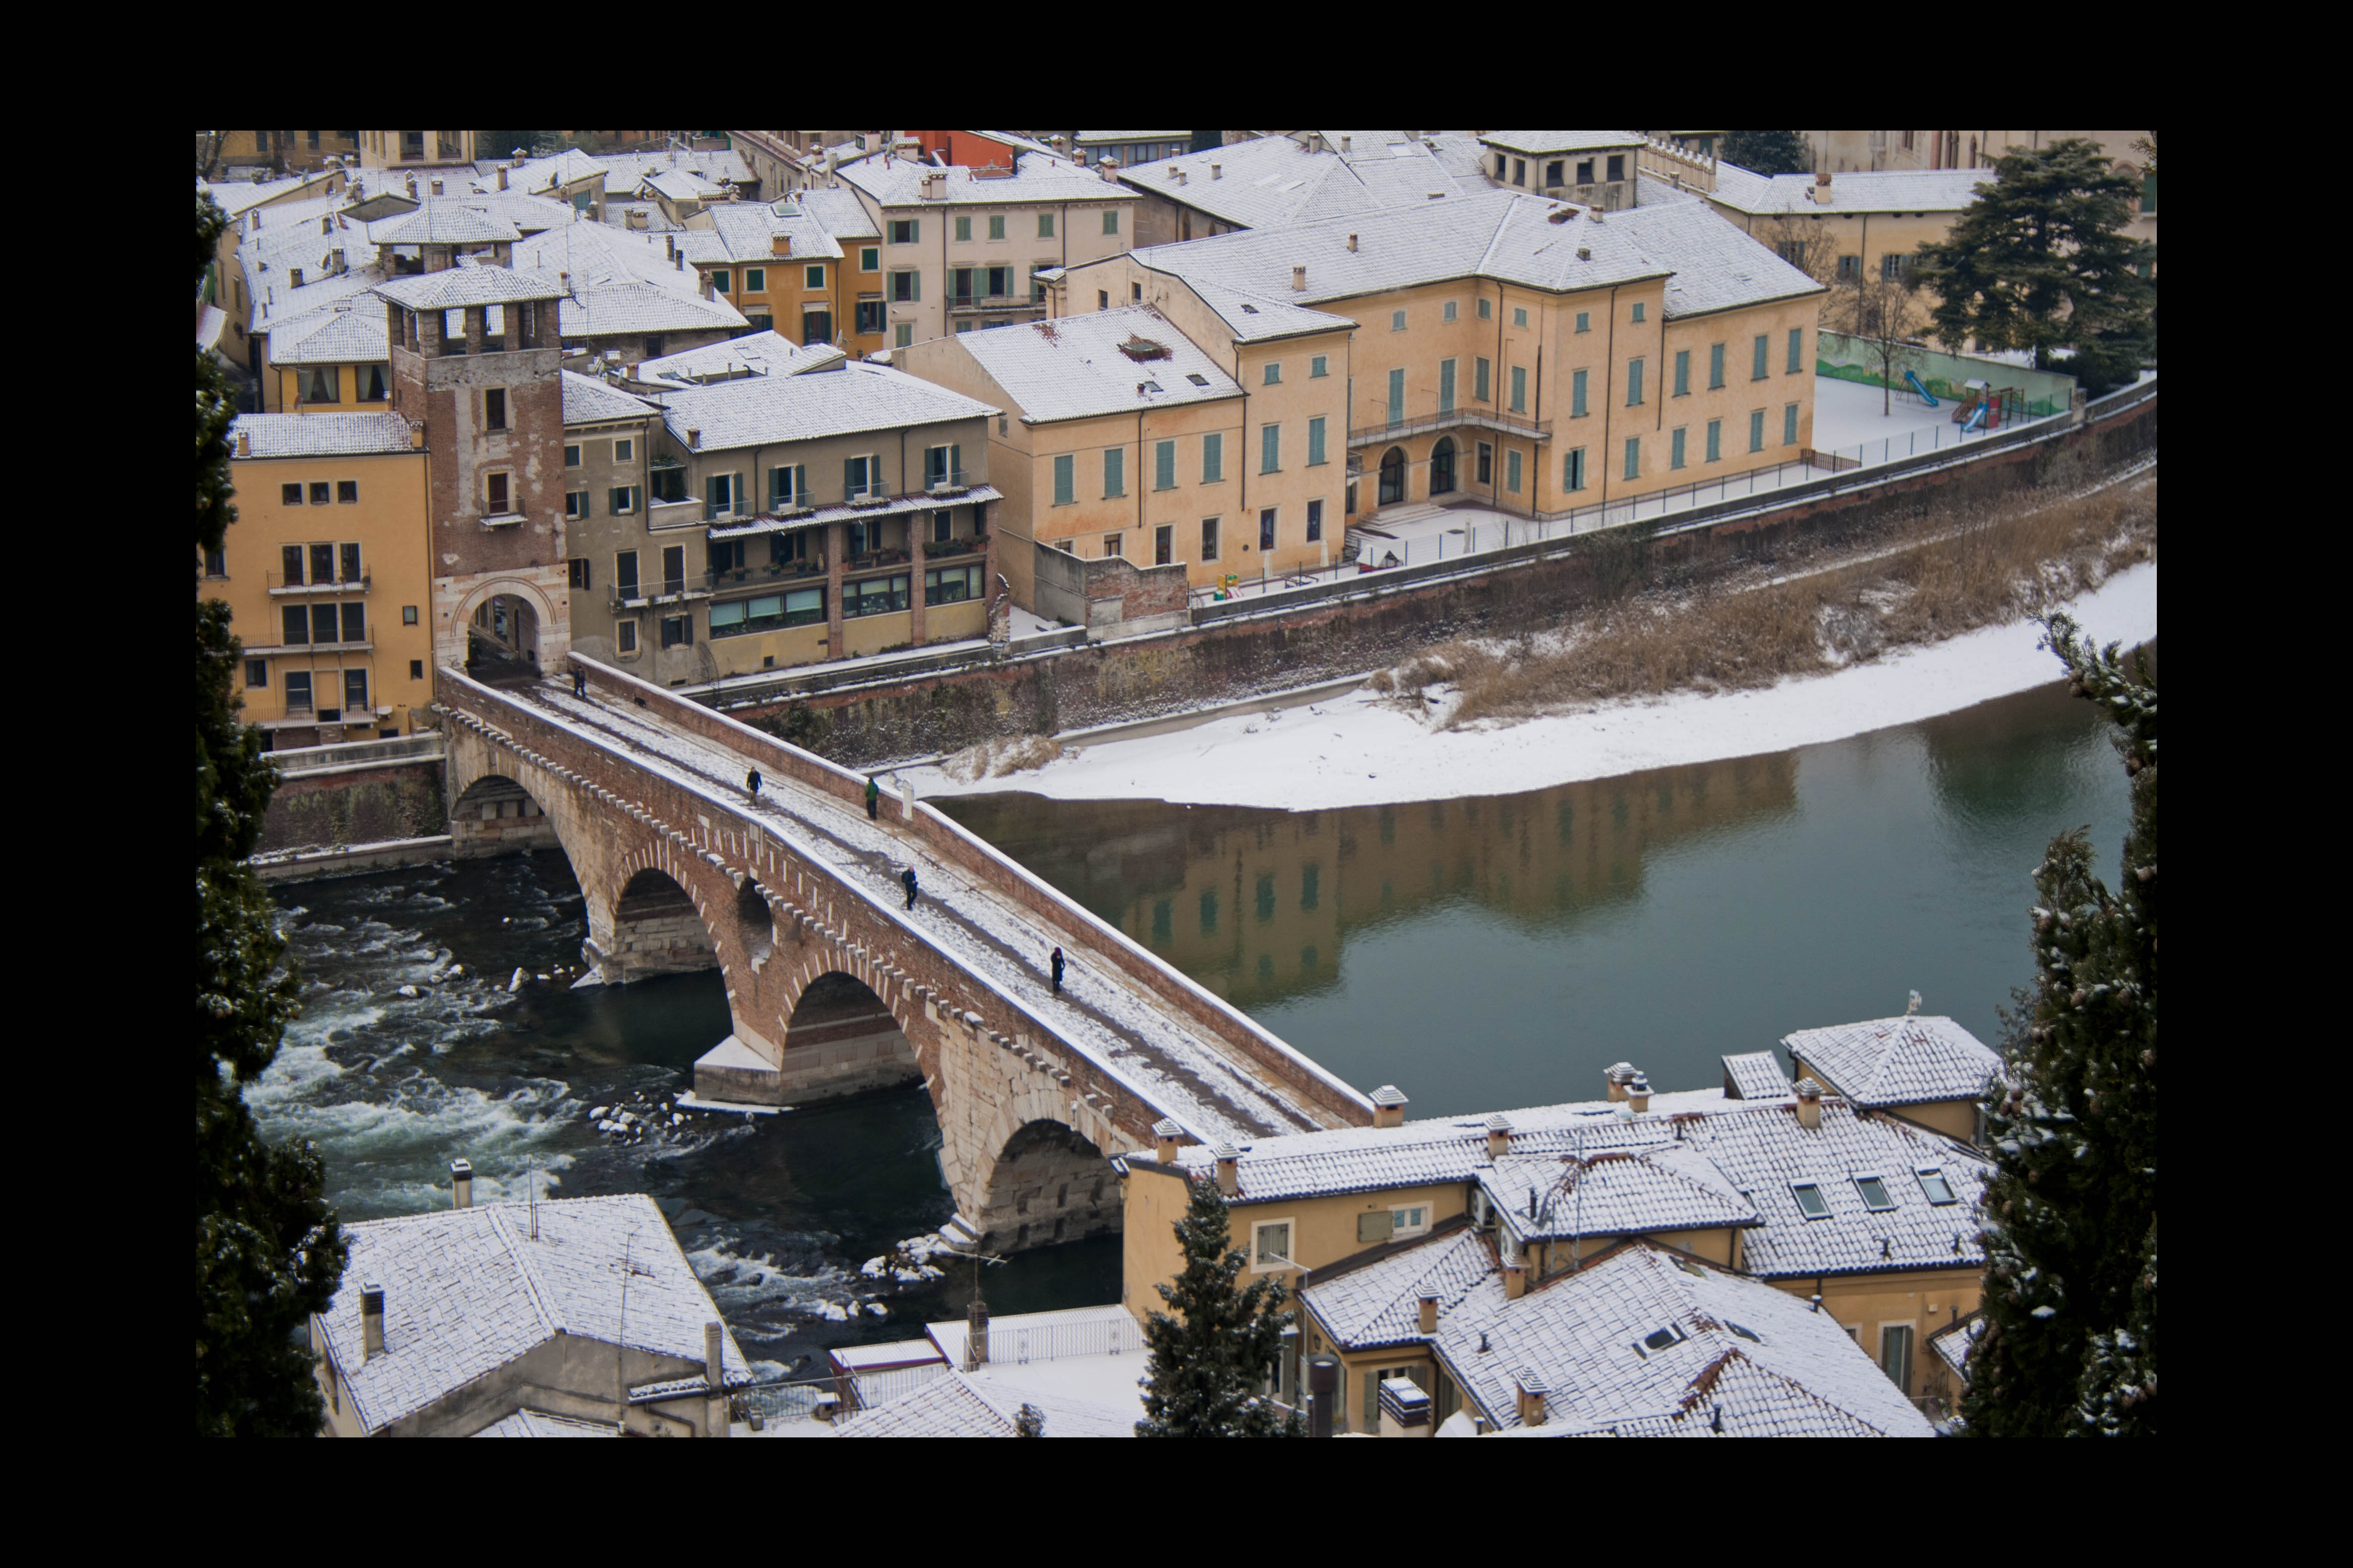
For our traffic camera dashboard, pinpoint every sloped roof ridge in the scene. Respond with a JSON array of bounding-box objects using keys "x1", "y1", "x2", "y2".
[{"x1": 484, "y1": 1205, "x2": 564, "y2": 1340}]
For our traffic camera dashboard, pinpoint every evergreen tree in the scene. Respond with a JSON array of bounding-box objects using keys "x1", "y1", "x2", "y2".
[
  {"x1": 1964, "y1": 614, "x2": 2156, "y2": 1437},
  {"x1": 1914, "y1": 139, "x2": 2156, "y2": 396},
  {"x1": 195, "y1": 192, "x2": 345, "y2": 1437},
  {"x1": 1721, "y1": 130, "x2": 1809, "y2": 176},
  {"x1": 1136, "y1": 1179, "x2": 1303, "y2": 1437}
]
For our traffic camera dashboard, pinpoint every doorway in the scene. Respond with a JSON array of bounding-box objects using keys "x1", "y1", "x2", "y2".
[
  {"x1": 1378, "y1": 447, "x2": 1406, "y2": 507},
  {"x1": 1429, "y1": 437, "x2": 1456, "y2": 496}
]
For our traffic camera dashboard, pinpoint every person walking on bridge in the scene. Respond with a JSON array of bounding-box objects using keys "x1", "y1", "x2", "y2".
[
  {"x1": 571, "y1": 665, "x2": 587, "y2": 698},
  {"x1": 865, "y1": 776, "x2": 881, "y2": 820},
  {"x1": 1050, "y1": 946, "x2": 1065, "y2": 995},
  {"x1": 901, "y1": 867, "x2": 919, "y2": 911},
  {"x1": 746, "y1": 768, "x2": 762, "y2": 799}
]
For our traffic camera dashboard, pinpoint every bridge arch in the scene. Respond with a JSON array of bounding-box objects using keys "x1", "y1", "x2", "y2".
[
  {"x1": 442, "y1": 573, "x2": 564, "y2": 679},
  {"x1": 607, "y1": 866, "x2": 720, "y2": 979},
  {"x1": 969, "y1": 1114, "x2": 1116, "y2": 1253}
]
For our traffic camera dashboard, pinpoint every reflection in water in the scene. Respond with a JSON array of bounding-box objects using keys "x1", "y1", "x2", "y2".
[{"x1": 940, "y1": 669, "x2": 2137, "y2": 1119}]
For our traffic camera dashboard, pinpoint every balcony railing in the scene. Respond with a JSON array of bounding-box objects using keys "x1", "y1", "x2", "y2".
[
  {"x1": 649, "y1": 496, "x2": 703, "y2": 530},
  {"x1": 921, "y1": 468, "x2": 969, "y2": 493},
  {"x1": 947, "y1": 293, "x2": 1030, "y2": 314},
  {"x1": 268, "y1": 572, "x2": 370, "y2": 595},
  {"x1": 608, "y1": 577, "x2": 710, "y2": 609},
  {"x1": 1348, "y1": 405, "x2": 1552, "y2": 446}
]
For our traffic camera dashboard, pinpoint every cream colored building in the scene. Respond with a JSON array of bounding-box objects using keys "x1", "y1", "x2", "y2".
[
  {"x1": 1059, "y1": 188, "x2": 1825, "y2": 529},
  {"x1": 353, "y1": 130, "x2": 478, "y2": 170}
]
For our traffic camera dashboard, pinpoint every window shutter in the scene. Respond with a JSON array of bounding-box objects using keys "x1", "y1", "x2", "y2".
[{"x1": 1357, "y1": 1210, "x2": 1394, "y2": 1244}]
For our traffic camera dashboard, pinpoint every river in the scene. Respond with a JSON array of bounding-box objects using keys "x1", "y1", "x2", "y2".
[{"x1": 256, "y1": 661, "x2": 2137, "y2": 1368}]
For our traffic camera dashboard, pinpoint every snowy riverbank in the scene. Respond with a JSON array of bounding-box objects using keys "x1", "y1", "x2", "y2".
[{"x1": 908, "y1": 561, "x2": 2157, "y2": 811}]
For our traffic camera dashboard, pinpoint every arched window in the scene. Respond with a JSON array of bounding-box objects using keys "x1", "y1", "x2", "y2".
[
  {"x1": 1378, "y1": 446, "x2": 1406, "y2": 507},
  {"x1": 1430, "y1": 438, "x2": 1456, "y2": 496}
]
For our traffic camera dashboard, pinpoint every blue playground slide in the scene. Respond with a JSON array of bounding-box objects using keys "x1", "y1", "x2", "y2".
[
  {"x1": 1903, "y1": 369, "x2": 1939, "y2": 407},
  {"x1": 1962, "y1": 402, "x2": 1986, "y2": 433}
]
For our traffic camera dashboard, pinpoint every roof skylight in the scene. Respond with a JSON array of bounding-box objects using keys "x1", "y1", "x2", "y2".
[
  {"x1": 1855, "y1": 1176, "x2": 1896, "y2": 1212},
  {"x1": 1791, "y1": 1182, "x2": 1830, "y2": 1220},
  {"x1": 1186, "y1": 373, "x2": 1209, "y2": 387},
  {"x1": 1635, "y1": 1324, "x2": 1688, "y2": 1356},
  {"x1": 1915, "y1": 1167, "x2": 1957, "y2": 1205},
  {"x1": 1727, "y1": 1321, "x2": 1762, "y2": 1344}
]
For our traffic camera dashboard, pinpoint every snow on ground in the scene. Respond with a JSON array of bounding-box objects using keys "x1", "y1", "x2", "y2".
[
  {"x1": 1811, "y1": 373, "x2": 2012, "y2": 461},
  {"x1": 909, "y1": 562, "x2": 2156, "y2": 812}
]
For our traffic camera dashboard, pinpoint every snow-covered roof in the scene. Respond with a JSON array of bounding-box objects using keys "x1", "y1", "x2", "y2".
[
  {"x1": 792, "y1": 186, "x2": 879, "y2": 241},
  {"x1": 1782, "y1": 1014, "x2": 2002, "y2": 1109},
  {"x1": 644, "y1": 167, "x2": 728, "y2": 203},
  {"x1": 560, "y1": 369, "x2": 656, "y2": 426},
  {"x1": 491, "y1": 148, "x2": 606, "y2": 195},
  {"x1": 374, "y1": 264, "x2": 567, "y2": 311},
  {"x1": 656, "y1": 358, "x2": 995, "y2": 452},
  {"x1": 840, "y1": 154, "x2": 1121, "y2": 210},
  {"x1": 1182, "y1": 278, "x2": 1357, "y2": 344},
  {"x1": 1078, "y1": 131, "x2": 1190, "y2": 144},
  {"x1": 1929, "y1": 1310, "x2": 1983, "y2": 1383},
  {"x1": 1709, "y1": 162, "x2": 1992, "y2": 216},
  {"x1": 512, "y1": 219, "x2": 700, "y2": 295},
  {"x1": 316, "y1": 1195, "x2": 751, "y2": 1435},
  {"x1": 232, "y1": 411, "x2": 415, "y2": 459},
  {"x1": 1118, "y1": 135, "x2": 1476, "y2": 234},
  {"x1": 636, "y1": 329, "x2": 846, "y2": 387},
  {"x1": 598, "y1": 146, "x2": 755, "y2": 194},
  {"x1": 1478, "y1": 131, "x2": 1646, "y2": 157},
  {"x1": 952, "y1": 306, "x2": 1241, "y2": 424},
  {"x1": 559, "y1": 278, "x2": 749, "y2": 338},
  {"x1": 829, "y1": 1337, "x2": 945, "y2": 1373},
  {"x1": 835, "y1": 1369, "x2": 1017, "y2": 1436},
  {"x1": 1313, "y1": 1234, "x2": 1932, "y2": 1436},
  {"x1": 1483, "y1": 1145, "x2": 1759, "y2": 1245},
  {"x1": 202, "y1": 170, "x2": 335, "y2": 218},
  {"x1": 268, "y1": 302, "x2": 388, "y2": 365},
  {"x1": 471, "y1": 1408, "x2": 617, "y2": 1437},
  {"x1": 676, "y1": 201, "x2": 847, "y2": 265},
  {"x1": 1132, "y1": 189, "x2": 1820, "y2": 331},
  {"x1": 1721, "y1": 1050, "x2": 1794, "y2": 1101},
  {"x1": 368, "y1": 202, "x2": 521, "y2": 245}
]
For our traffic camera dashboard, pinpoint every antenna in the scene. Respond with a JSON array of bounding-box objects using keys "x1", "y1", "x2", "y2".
[{"x1": 616, "y1": 1229, "x2": 638, "y2": 1433}]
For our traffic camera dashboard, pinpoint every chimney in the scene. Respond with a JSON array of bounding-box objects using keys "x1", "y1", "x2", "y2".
[
  {"x1": 700, "y1": 271, "x2": 714, "y2": 300},
  {"x1": 1212, "y1": 1142, "x2": 1240, "y2": 1196},
  {"x1": 703, "y1": 1320, "x2": 724, "y2": 1391},
  {"x1": 289, "y1": 267, "x2": 304, "y2": 288},
  {"x1": 1816, "y1": 170, "x2": 1832, "y2": 189},
  {"x1": 667, "y1": 234, "x2": 676, "y2": 259},
  {"x1": 235, "y1": 430, "x2": 251, "y2": 458},
  {"x1": 1371, "y1": 1084, "x2": 1408, "y2": 1128},
  {"x1": 1291, "y1": 264, "x2": 1307, "y2": 292},
  {"x1": 1604, "y1": 1062, "x2": 1638, "y2": 1102},
  {"x1": 674, "y1": 251, "x2": 684, "y2": 271},
  {"x1": 361, "y1": 1283, "x2": 386, "y2": 1360},
  {"x1": 771, "y1": 232, "x2": 791, "y2": 256},
  {"x1": 449, "y1": 1158, "x2": 473, "y2": 1208},
  {"x1": 1485, "y1": 1113, "x2": 1512, "y2": 1161},
  {"x1": 1417, "y1": 1293, "x2": 1440, "y2": 1336},
  {"x1": 559, "y1": 269, "x2": 571, "y2": 295},
  {"x1": 430, "y1": 178, "x2": 443, "y2": 196},
  {"x1": 1503, "y1": 1259, "x2": 1526, "y2": 1300},
  {"x1": 1346, "y1": 232, "x2": 1358, "y2": 252},
  {"x1": 1153, "y1": 1117, "x2": 1183, "y2": 1164},
  {"x1": 965, "y1": 1297, "x2": 991, "y2": 1368},
  {"x1": 1794, "y1": 1076, "x2": 1825, "y2": 1130},
  {"x1": 688, "y1": 428, "x2": 702, "y2": 449},
  {"x1": 322, "y1": 214, "x2": 333, "y2": 234},
  {"x1": 1340, "y1": 135, "x2": 1352, "y2": 155},
  {"x1": 1211, "y1": 163, "x2": 1222, "y2": 180},
  {"x1": 408, "y1": 420, "x2": 425, "y2": 450},
  {"x1": 1906, "y1": 988, "x2": 1923, "y2": 1016},
  {"x1": 1514, "y1": 1370, "x2": 1550, "y2": 1427},
  {"x1": 497, "y1": 165, "x2": 508, "y2": 191},
  {"x1": 405, "y1": 175, "x2": 418, "y2": 199},
  {"x1": 1627, "y1": 1074, "x2": 1653, "y2": 1114}
]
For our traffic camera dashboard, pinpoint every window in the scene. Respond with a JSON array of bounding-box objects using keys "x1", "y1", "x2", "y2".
[
  {"x1": 1260, "y1": 423, "x2": 1280, "y2": 474},
  {"x1": 1258, "y1": 508, "x2": 1275, "y2": 551},
  {"x1": 889, "y1": 219, "x2": 918, "y2": 244},
  {"x1": 568, "y1": 557, "x2": 591, "y2": 590},
  {"x1": 311, "y1": 542, "x2": 334, "y2": 583},
  {"x1": 1309, "y1": 355, "x2": 1328, "y2": 378},
  {"x1": 402, "y1": 605, "x2": 418, "y2": 625},
  {"x1": 1438, "y1": 357, "x2": 1456, "y2": 413},
  {"x1": 1571, "y1": 368, "x2": 1587, "y2": 417},
  {"x1": 1671, "y1": 427, "x2": 1686, "y2": 469},
  {"x1": 1623, "y1": 436, "x2": 1639, "y2": 480},
  {"x1": 1391, "y1": 1204, "x2": 1429, "y2": 1237},
  {"x1": 643, "y1": 335, "x2": 665, "y2": 358},
  {"x1": 745, "y1": 267, "x2": 767, "y2": 292},
  {"x1": 894, "y1": 323, "x2": 913, "y2": 348},
  {"x1": 661, "y1": 544, "x2": 687, "y2": 595},
  {"x1": 1512, "y1": 157, "x2": 1526, "y2": 186},
  {"x1": 955, "y1": 216, "x2": 972, "y2": 243},
  {"x1": 1855, "y1": 1175, "x2": 1897, "y2": 1212},
  {"x1": 1391, "y1": 310, "x2": 1406, "y2": 332},
  {"x1": 1100, "y1": 533, "x2": 1123, "y2": 559},
  {"x1": 712, "y1": 585, "x2": 827, "y2": 634},
  {"x1": 988, "y1": 215, "x2": 1005, "y2": 241},
  {"x1": 1475, "y1": 356, "x2": 1492, "y2": 403},
  {"x1": 284, "y1": 671, "x2": 312, "y2": 713},
  {"x1": 1673, "y1": 350, "x2": 1690, "y2": 397},
  {"x1": 356, "y1": 365, "x2": 388, "y2": 402},
  {"x1": 1749, "y1": 410, "x2": 1766, "y2": 453},
  {"x1": 990, "y1": 266, "x2": 1016, "y2": 297},
  {"x1": 1916, "y1": 1167, "x2": 1958, "y2": 1205},
  {"x1": 1881, "y1": 253, "x2": 1914, "y2": 282},
  {"x1": 932, "y1": 512, "x2": 953, "y2": 546},
  {"x1": 1152, "y1": 439, "x2": 1177, "y2": 492},
  {"x1": 1784, "y1": 403, "x2": 1799, "y2": 447},
  {"x1": 1606, "y1": 153, "x2": 1625, "y2": 182},
  {"x1": 1513, "y1": 306, "x2": 1528, "y2": 329},
  {"x1": 300, "y1": 367, "x2": 337, "y2": 405},
  {"x1": 1262, "y1": 361, "x2": 1281, "y2": 386},
  {"x1": 1307, "y1": 417, "x2": 1328, "y2": 467},
  {"x1": 1477, "y1": 296, "x2": 1492, "y2": 321},
  {"x1": 615, "y1": 550, "x2": 639, "y2": 598},
  {"x1": 485, "y1": 472, "x2": 510, "y2": 513},
  {"x1": 203, "y1": 545, "x2": 226, "y2": 577},
  {"x1": 1576, "y1": 158, "x2": 1594, "y2": 185},
  {"x1": 1778, "y1": 238, "x2": 1810, "y2": 270},
  {"x1": 1787, "y1": 327, "x2": 1803, "y2": 374},
  {"x1": 1626, "y1": 357, "x2": 1644, "y2": 405},
  {"x1": 1575, "y1": 310, "x2": 1590, "y2": 333},
  {"x1": 1706, "y1": 419, "x2": 1722, "y2": 462},
  {"x1": 1505, "y1": 449, "x2": 1521, "y2": 493},
  {"x1": 711, "y1": 269, "x2": 732, "y2": 294},
  {"x1": 1053, "y1": 453, "x2": 1075, "y2": 504},
  {"x1": 1752, "y1": 334, "x2": 1770, "y2": 380},
  {"x1": 660, "y1": 614, "x2": 692, "y2": 648},
  {"x1": 1097, "y1": 289, "x2": 1109, "y2": 311},
  {"x1": 1636, "y1": 1325, "x2": 1686, "y2": 1355},
  {"x1": 845, "y1": 455, "x2": 880, "y2": 502},
  {"x1": 245, "y1": 658, "x2": 267, "y2": 689},
  {"x1": 1201, "y1": 432, "x2": 1223, "y2": 484},
  {"x1": 1563, "y1": 447, "x2": 1585, "y2": 491},
  {"x1": 1790, "y1": 1181, "x2": 1831, "y2": 1219},
  {"x1": 1038, "y1": 213, "x2": 1054, "y2": 238},
  {"x1": 890, "y1": 269, "x2": 919, "y2": 302},
  {"x1": 1509, "y1": 365, "x2": 1526, "y2": 413},
  {"x1": 1493, "y1": 152, "x2": 1507, "y2": 178},
  {"x1": 1476, "y1": 442, "x2": 1492, "y2": 485},
  {"x1": 1252, "y1": 1220, "x2": 1293, "y2": 1269},
  {"x1": 926, "y1": 563, "x2": 982, "y2": 604},
  {"x1": 482, "y1": 388, "x2": 508, "y2": 432},
  {"x1": 309, "y1": 481, "x2": 332, "y2": 506},
  {"x1": 1102, "y1": 209, "x2": 1120, "y2": 235},
  {"x1": 1546, "y1": 159, "x2": 1563, "y2": 186},
  {"x1": 344, "y1": 668, "x2": 370, "y2": 713},
  {"x1": 1631, "y1": 300, "x2": 1646, "y2": 325},
  {"x1": 565, "y1": 490, "x2": 586, "y2": 520},
  {"x1": 1200, "y1": 518, "x2": 1219, "y2": 560},
  {"x1": 1709, "y1": 342, "x2": 1726, "y2": 390},
  {"x1": 856, "y1": 299, "x2": 887, "y2": 336},
  {"x1": 1880, "y1": 1325, "x2": 1914, "y2": 1391},
  {"x1": 565, "y1": 443, "x2": 582, "y2": 468},
  {"x1": 860, "y1": 246, "x2": 879, "y2": 271},
  {"x1": 1442, "y1": 299, "x2": 1457, "y2": 323},
  {"x1": 1305, "y1": 499, "x2": 1323, "y2": 542},
  {"x1": 1148, "y1": 523, "x2": 1172, "y2": 565},
  {"x1": 1103, "y1": 447, "x2": 1125, "y2": 498},
  {"x1": 1837, "y1": 254, "x2": 1861, "y2": 282},
  {"x1": 610, "y1": 485, "x2": 639, "y2": 515},
  {"x1": 925, "y1": 443, "x2": 963, "y2": 489},
  {"x1": 2141, "y1": 170, "x2": 2157, "y2": 215}
]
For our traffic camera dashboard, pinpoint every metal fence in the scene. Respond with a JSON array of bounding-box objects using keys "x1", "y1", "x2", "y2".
[{"x1": 981, "y1": 1313, "x2": 1145, "y2": 1366}]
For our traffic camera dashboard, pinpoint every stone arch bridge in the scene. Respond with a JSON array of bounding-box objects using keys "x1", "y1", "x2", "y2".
[{"x1": 435, "y1": 662, "x2": 1372, "y2": 1251}]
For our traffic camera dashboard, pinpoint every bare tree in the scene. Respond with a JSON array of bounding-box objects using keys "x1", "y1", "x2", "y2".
[
  {"x1": 195, "y1": 130, "x2": 227, "y2": 183},
  {"x1": 1823, "y1": 266, "x2": 1932, "y2": 417},
  {"x1": 1751, "y1": 215, "x2": 1838, "y2": 290}
]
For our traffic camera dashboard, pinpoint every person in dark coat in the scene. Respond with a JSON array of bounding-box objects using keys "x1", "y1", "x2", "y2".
[
  {"x1": 901, "y1": 867, "x2": 919, "y2": 911},
  {"x1": 746, "y1": 768, "x2": 762, "y2": 799},
  {"x1": 865, "y1": 776, "x2": 881, "y2": 820},
  {"x1": 571, "y1": 666, "x2": 587, "y2": 697},
  {"x1": 1050, "y1": 947, "x2": 1065, "y2": 995}
]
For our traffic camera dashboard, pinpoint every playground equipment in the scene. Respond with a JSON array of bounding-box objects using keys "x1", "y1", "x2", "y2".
[
  {"x1": 1952, "y1": 379, "x2": 2024, "y2": 433},
  {"x1": 1903, "y1": 369, "x2": 1939, "y2": 407},
  {"x1": 1962, "y1": 402, "x2": 1986, "y2": 433}
]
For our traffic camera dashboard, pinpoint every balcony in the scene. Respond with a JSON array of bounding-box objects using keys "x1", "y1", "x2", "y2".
[
  {"x1": 922, "y1": 468, "x2": 970, "y2": 495},
  {"x1": 648, "y1": 496, "x2": 703, "y2": 531},
  {"x1": 946, "y1": 293, "x2": 1033, "y2": 316},
  {"x1": 708, "y1": 560, "x2": 828, "y2": 592},
  {"x1": 1348, "y1": 406, "x2": 1552, "y2": 447},
  {"x1": 608, "y1": 579, "x2": 710, "y2": 610},
  {"x1": 268, "y1": 572, "x2": 370, "y2": 595}
]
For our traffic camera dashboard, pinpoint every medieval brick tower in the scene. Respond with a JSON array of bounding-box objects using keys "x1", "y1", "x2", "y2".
[{"x1": 378, "y1": 263, "x2": 571, "y2": 675}]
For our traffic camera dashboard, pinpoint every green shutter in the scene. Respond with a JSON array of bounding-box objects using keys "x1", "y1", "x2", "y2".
[
  {"x1": 1750, "y1": 410, "x2": 1766, "y2": 452},
  {"x1": 1510, "y1": 365, "x2": 1526, "y2": 412},
  {"x1": 1261, "y1": 423, "x2": 1280, "y2": 473},
  {"x1": 1104, "y1": 447, "x2": 1124, "y2": 497},
  {"x1": 1053, "y1": 453, "x2": 1073, "y2": 504},
  {"x1": 1674, "y1": 350, "x2": 1689, "y2": 396},
  {"x1": 1710, "y1": 342, "x2": 1725, "y2": 389},
  {"x1": 1707, "y1": 420, "x2": 1721, "y2": 462},
  {"x1": 1627, "y1": 357, "x2": 1643, "y2": 406},
  {"x1": 1671, "y1": 428, "x2": 1686, "y2": 469},
  {"x1": 1308, "y1": 416, "x2": 1326, "y2": 466},
  {"x1": 1476, "y1": 357, "x2": 1491, "y2": 402},
  {"x1": 1357, "y1": 1210, "x2": 1394, "y2": 1244},
  {"x1": 1571, "y1": 369, "x2": 1587, "y2": 417},
  {"x1": 1387, "y1": 368, "x2": 1404, "y2": 424},
  {"x1": 1787, "y1": 327, "x2": 1802, "y2": 374},
  {"x1": 1624, "y1": 436, "x2": 1639, "y2": 480},
  {"x1": 1439, "y1": 358, "x2": 1455, "y2": 412},
  {"x1": 1155, "y1": 440, "x2": 1175, "y2": 490},
  {"x1": 1784, "y1": 403, "x2": 1798, "y2": 446},
  {"x1": 1203, "y1": 432, "x2": 1222, "y2": 483},
  {"x1": 1753, "y1": 335, "x2": 1769, "y2": 380},
  {"x1": 1506, "y1": 449, "x2": 1521, "y2": 492}
]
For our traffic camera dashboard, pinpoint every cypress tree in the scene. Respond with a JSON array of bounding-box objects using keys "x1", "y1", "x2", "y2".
[
  {"x1": 1915, "y1": 139, "x2": 2157, "y2": 396},
  {"x1": 1136, "y1": 1178, "x2": 1303, "y2": 1437},
  {"x1": 195, "y1": 191, "x2": 346, "y2": 1436},
  {"x1": 1720, "y1": 130, "x2": 1809, "y2": 176},
  {"x1": 1964, "y1": 614, "x2": 2156, "y2": 1436}
]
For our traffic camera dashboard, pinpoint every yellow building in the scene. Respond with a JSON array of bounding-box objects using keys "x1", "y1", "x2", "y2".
[
  {"x1": 678, "y1": 201, "x2": 855, "y2": 349},
  {"x1": 205, "y1": 411, "x2": 434, "y2": 747},
  {"x1": 353, "y1": 130, "x2": 478, "y2": 170},
  {"x1": 1060, "y1": 187, "x2": 1825, "y2": 530},
  {"x1": 1781, "y1": 1011, "x2": 2002, "y2": 1146},
  {"x1": 1703, "y1": 164, "x2": 1993, "y2": 295},
  {"x1": 899, "y1": 303, "x2": 1345, "y2": 613}
]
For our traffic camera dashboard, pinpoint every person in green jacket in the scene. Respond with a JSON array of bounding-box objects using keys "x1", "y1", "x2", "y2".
[{"x1": 865, "y1": 776, "x2": 880, "y2": 820}]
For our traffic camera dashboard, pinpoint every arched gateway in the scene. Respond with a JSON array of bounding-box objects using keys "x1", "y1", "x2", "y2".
[{"x1": 435, "y1": 661, "x2": 1374, "y2": 1249}]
